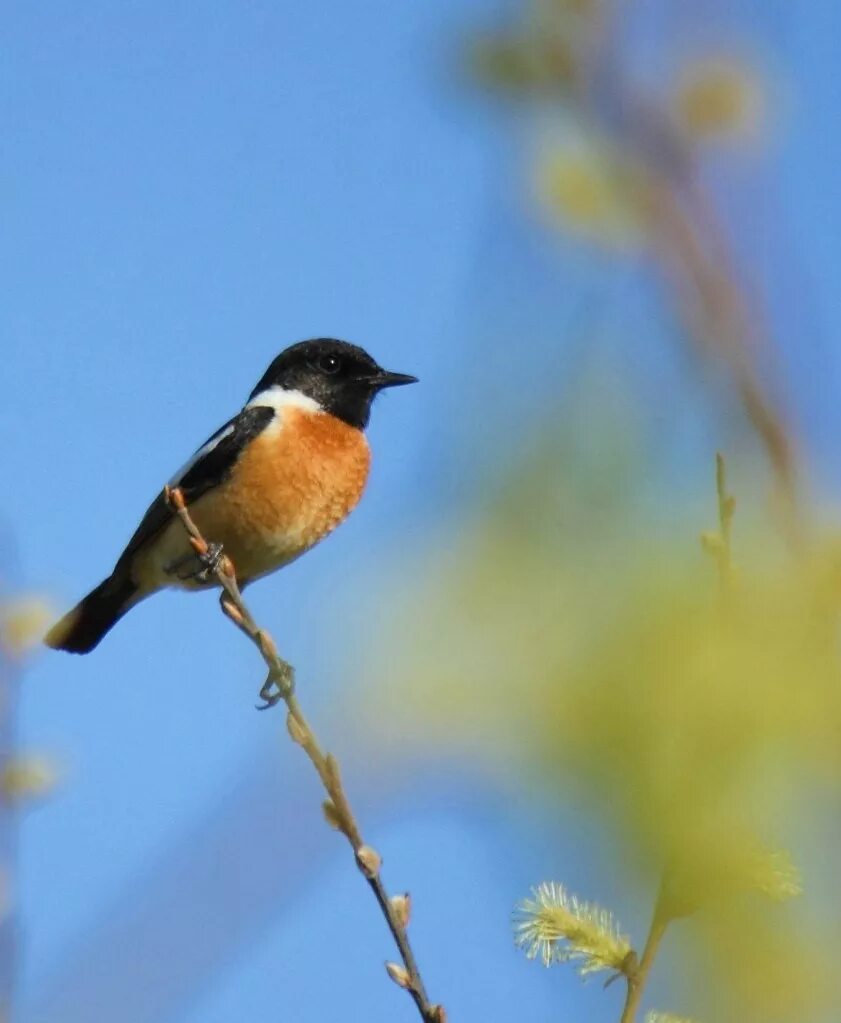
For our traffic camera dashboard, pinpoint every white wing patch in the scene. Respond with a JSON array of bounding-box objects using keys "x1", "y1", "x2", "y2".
[
  {"x1": 168, "y1": 422, "x2": 236, "y2": 486},
  {"x1": 168, "y1": 388, "x2": 320, "y2": 487}
]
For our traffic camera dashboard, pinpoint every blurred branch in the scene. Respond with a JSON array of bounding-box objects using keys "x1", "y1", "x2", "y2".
[
  {"x1": 473, "y1": 0, "x2": 803, "y2": 544},
  {"x1": 597, "y1": 4, "x2": 801, "y2": 537},
  {"x1": 700, "y1": 452, "x2": 736, "y2": 591},
  {"x1": 639, "y1": 160, "x2": 799, "y2": 542},
  {"x1": 165, "y1": 487, "x2": 445, "y2": 1023},
  {"x1": 715, "y1": 453, "x2": 735, "y2": 567}
]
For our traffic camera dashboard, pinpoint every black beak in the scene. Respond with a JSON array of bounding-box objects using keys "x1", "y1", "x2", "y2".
[{"x1": 371, "y1": 369, "x2": 419, "y2": 389}]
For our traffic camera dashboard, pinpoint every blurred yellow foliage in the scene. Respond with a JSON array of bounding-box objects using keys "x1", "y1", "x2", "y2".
[
  {"x1": 0, "y1": 756, "x2": 58, "y2": 803},
  {"x1": 675, "y1": 57, "x2": 764, "y2": 142},
  {"x1": 470, "y1": 0, "x2": 604, "y2": 93},
  {"x1": 537, "y1": 140, "x2": 644, "y2": 249},
  {"x1": 357, "y1": 416, "x2": 841, "y2": 1020},
  {"x1": 462, "y1": 2, "x2": 807, "y2": 1018},
  {"x1": 0, "y1": 597, "x2": 53, "y2": 657},
  {"x1": 646, "y1": 1014, "x2": 696, "y2": 1023},
  {"x1": 471, "y1": 35, "x2": 576, "y2": 92}
]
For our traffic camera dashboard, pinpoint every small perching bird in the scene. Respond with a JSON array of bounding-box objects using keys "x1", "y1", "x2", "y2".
[{"x1": 45, "y1": 338, "x2": 417, "y2": 654}]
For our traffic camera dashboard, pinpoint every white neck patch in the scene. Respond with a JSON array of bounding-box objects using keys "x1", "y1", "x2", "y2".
[
  {"x1": 169, "y1": 387, "x2": 321, "y2": 486},
  {"x1": 246, "y1": 386, "x2": 322, "y2": 416}
]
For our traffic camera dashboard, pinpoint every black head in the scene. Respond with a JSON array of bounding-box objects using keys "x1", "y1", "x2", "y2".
[{"x1": 248, "y1": 338, "x2": 417, "y2": 430}]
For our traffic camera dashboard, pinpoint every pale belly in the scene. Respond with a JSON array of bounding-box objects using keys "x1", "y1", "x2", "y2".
[
  {"x1": 133, "y1": 504, "x2": 307, "y2": 591},
  {"x1": 132, "y1": 409, "x2": 371, "y2": 592}
]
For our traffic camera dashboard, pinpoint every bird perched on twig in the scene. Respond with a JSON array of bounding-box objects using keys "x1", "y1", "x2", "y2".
[{"x1": 46, "y1": 338, "x2": 417, "y2": 654}]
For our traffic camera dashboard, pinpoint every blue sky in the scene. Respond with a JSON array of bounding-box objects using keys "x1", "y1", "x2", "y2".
[{"x1": 4, "y1": 2, "x2": 841, "y2": 1022}]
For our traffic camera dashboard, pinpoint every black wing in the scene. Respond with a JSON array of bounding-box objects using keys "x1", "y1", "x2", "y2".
[{"x1": 114, "y1": 405, "x2": 276, "y2": 571}]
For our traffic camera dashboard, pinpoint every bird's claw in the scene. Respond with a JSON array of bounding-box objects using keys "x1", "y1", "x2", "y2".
[
  {"x1": 256, "y1": 679, "x2": 282, "y2": 710},
  {"x1": 164, "y1": 542, "x2": 225, "y2": 583},
  {"x1": 194, "y1": 542, "x2": 225, "y2": 582},
  {"x1": 255, "y1": 668, "x2": 294, "y2": 711}
]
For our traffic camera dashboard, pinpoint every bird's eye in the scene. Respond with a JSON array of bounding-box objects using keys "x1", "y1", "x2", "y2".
[{"x1": 318, "y1": 354, "x2": 342, "y2": 374}]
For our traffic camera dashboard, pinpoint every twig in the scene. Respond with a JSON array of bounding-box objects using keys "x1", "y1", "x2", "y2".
[
  {"x1": 700, "y1": 452, "x2": 736, "y2": 593},
  {"x1": 622, "y1": 454, "x2": 736, "y2": 1022},
  {"x1": 165, "y1": 486, "x2": 445, "y2": 1023},
  {"x1": 715, "y1": 452, "x2": 736, "y2": 585},
  {"x1": 618, "y1": 910, "x2": 668, "y2": 1023}
]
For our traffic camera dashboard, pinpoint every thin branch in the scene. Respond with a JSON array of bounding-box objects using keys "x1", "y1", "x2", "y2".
[
  {"x1": 700, "y1": 452, "x2": 736, "y2": 594},
  {"x1": 714, "y1": 451, "x2": 736, "y2": 588},
  {"x1": 639, "y1": 169, "x2": 800, "y2": 546},
  {"x1": 481, "y1": 0, "x2": 803, "y2": 543},
  {"x1": 165, "y1": 486, "x2": 445, "y2": 1023},
  {"x1": 592, "y1": 1, "x2": 802, "y2": 542},
  {"x1": 621, "y1": 453, "x2": 736, "y2": 1023},
  {"x1": 619, "y1": 912, "x2": 668, "y2": 1023}
]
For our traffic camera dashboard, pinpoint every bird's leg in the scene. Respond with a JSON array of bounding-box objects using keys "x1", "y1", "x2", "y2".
[
  {"x1": 163, "y1": 542, "x2": 225, "y2": 583},
  {"x1": 193, "y1": 542, "x2": 225, "y2": 583}
]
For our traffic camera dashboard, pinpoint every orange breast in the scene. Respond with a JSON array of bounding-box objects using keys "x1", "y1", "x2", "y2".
[{"x1": 187, "y1": 408, "x2": 371, "y2": 581}]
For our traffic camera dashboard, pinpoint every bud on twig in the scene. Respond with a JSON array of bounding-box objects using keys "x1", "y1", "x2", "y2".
[
  {"x1": 189, "y1": 536, "x2": 208, "y2": 557},
  {"x1": 165, "y1": 486, "x2": 441, "y2": 1020},
  {"x1": 286, "y1": 712, "x2": 307, "y2": 745},
  {"x1": 356, "y1": 845, "x2": 382, "y2": 878},
  {"x1": 220, "y1": 599, "x2": 244, "y2": 626},
  {"x1": 322, "y1": 799, "x2": 342, "y2": 831},
  {"x1": 389, "y1": 892, "x2": 412, "y2": 929},
  {"x1": 166, "y1": 486, "x2": 185, "y2": 510},
  {"x1": 385, "y1": 961, "x2": 411, "y2": 989}
]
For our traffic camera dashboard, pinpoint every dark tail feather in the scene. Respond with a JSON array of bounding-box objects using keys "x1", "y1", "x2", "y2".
[{"x1": 45, "y1": 574, "x2": 140, "y2": 654}]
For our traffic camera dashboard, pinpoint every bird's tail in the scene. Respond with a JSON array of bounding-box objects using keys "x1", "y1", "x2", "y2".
[{"x1": 45, "y1": 573, "x2": 140, "y2": 654}]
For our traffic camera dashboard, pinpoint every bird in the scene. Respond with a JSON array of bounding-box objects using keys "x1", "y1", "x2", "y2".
[{"x1": 45, "y1": 338, "x2": 417, "y2": 656}]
